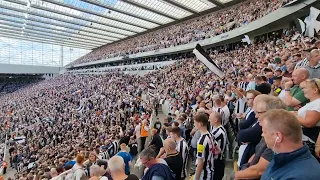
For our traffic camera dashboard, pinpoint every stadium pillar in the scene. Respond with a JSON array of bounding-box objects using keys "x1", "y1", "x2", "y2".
[{"x1": 60, "y1": 46, "x2": 63, "y2": 67}]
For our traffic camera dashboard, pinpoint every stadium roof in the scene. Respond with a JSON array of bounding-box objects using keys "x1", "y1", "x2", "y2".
[{"x1": 0, "y1": 0, "x2": 232, "y2": 50}]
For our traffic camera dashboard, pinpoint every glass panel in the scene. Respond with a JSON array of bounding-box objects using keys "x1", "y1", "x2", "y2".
[
  {"x1": 0, "y1": 37, "x2": 91, "y2": 66},
  {"x1": 170, "y1": 0, "x2": 216, "y2": 12},
  {"x1": 132, "y1": 0, "x2": 191, "y2": 19}
]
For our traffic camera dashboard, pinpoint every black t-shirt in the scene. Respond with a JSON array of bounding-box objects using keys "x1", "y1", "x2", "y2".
[
  {"x1": 149, "y1": 134, "x2": 163, "y2": 154},
  {"x1": 164, "y1": 152, "x2": 183, "y2": 180},
  {"x1": 125, "y1": 174, "x2": 139, "y2": 180}
]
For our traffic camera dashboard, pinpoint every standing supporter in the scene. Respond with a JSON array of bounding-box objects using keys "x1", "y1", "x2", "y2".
[
  {"x1": 84, "y1": 152, "x2": 98, "y2": 177},
  {"x1": 170, "y1": 127, "x2": 189, "y2": 180},
  {"x1": 209, "y1": 112, "x2": 227, "y2": 180},
  {"x1": 117, "y1": 143, "x2": 133, "y2": 175},
  {"x1": 194, "y1": 113, "x2": 220, "y2": 180},
  {"x1": 149, "y1": 129, "x2": 163, "y2": 155},
  {"x1": 260, "y1": 109, "x2": 320, "y2": 180},
  {"x1": 140, "y1": 120, "x2": 150, "y2": 152},
  {"x1": 163, "y1": 138, "x2": 183, "y2": 180},
  {"x1": 304, "y1": 49, "x2": 320, "y2": 79},
  {"x1": 66, "y1": 154, "x2": 86, "y2": 180},
  {"x1": 108, "y1": 156, "x2": 139, "y2": 180}
]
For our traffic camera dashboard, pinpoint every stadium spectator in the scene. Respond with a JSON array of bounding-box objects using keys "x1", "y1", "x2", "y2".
[
  {"x1": 283, "y1": 68, "x2": 310, "y2": 111},
  {"x1": 116, "y1": 143, "x2": 133, "y2": 175},
  {"x1": 260, "y1": 109, "x2": 320, "y2": 180},
  {"x1": 194, "y1": 113, "x2": 220, "y2": 180},
  {"x1": 209, "y1": 112, "x2": 227, "y2": 180},
  {"x1": 305, "y1": 49, "x2": 320, "y2": 79},
  {"x1": 170, "y1": 127, "x2": 188, "y2": 180},
  {"x1": 108, "y1": 156, "x2": 138, "y2": 180},
  {"x1": 237, "y1": 90, "x2": 261, "y2": 166},
  {"x1": 163, "y1": 138, "x2": 183, "y2": 180},
  {"x1": 234, "y1": 95, "x2": 287, "y2": 180},
  {"x1": 140, "y1": 148, "x2": 175, "y2": 180}
]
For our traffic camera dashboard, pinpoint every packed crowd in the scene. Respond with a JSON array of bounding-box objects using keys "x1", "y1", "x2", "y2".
[
  {"x1": 71, "y1": 0, "x2": 289, "y2": 65},
  {"x1": 0, "y1": 73, "x2": 158, "y2": 180},
  {"x1": 0, "y1": 25, "x2": 319, "y2": 180}
]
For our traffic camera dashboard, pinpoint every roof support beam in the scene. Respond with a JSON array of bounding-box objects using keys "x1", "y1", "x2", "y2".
[
  {"x1": 0, "y1": 19, "x2": 111, "y2": 44},
  {"x1": 162, "y1": 0, "x2": 198, "y2": 14},
  {"x1": 0, "y1": 33, "x2": 93, "y2": 50},
  {"x1": 121, "y1": 0, "x2": 178, "y2": 21},
  {"x1": 0, "y1": 25, "x2": 105, "y2": 46},
  {"x1": 0, "y1": 27, "x2": 99, "y2": 48},
  {"x1": 207, "y1": 0, "x2": 226, "y2": 8},
  {"x1": 1, "y1": 1, "x2": 134, "y2": 36},
  {"x1": 0, "y1": 11, "x2": 119, "y2": 41},
  {"x1": 41, "y1": 0, "x2": 149, "y2": 30},
  {"x1": 81, "y1": 0, "x2": 162, "y2": 26}
]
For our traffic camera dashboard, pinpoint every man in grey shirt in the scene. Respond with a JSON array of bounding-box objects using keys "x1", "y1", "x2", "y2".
[{"x1": 303, "y1": 49, "x2": 320, "y2": 79}]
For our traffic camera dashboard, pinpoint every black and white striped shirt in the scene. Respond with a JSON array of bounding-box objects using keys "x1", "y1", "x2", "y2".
[
  {"x1": 176, "y1": 138, "x2": 189, "y2": 178},
  {"x1": 196, "y1": 132, "x2": 217, "y2": 180},
  {"x1": 295, "y1": 58, "x2": 309, "y2": 69},
  {"x1": 211, "y1": 126, "x2": 227, "y2": 160},
  {"x1": 238, "y1": 81, "x2": 248, "y2": 90},
  {"x1": 107, "y1": 141, "x2": 119, "y2": 157},
  {"x1": 98, "y1": 151, "x2": 110, "y2": 160}
]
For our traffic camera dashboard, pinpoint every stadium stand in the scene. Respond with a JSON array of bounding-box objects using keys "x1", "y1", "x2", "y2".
[
  {"x1": 70, "y1": 0, "x2": 288, "y2": 65},
  {"x1": 1, "y1": 0, "x2": 320, "y2": 180}
]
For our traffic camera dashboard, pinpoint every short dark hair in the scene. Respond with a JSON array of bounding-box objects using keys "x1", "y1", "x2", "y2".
[
  {"x1": 171, "y1": 127, "x2": 181, "y2": 137},
  {"x1": 140, "y1": 148, "x2": 157, "y2": 160},
  {"x1": 194, "y1": 113, "x2": 209, "y2": 127},
  {"x1": 172, "y1": 121, "x2": 179, "y2": 127}
]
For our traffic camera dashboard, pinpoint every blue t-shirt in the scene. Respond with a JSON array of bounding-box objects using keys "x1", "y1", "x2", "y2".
[{"x1": 117, "y1": 152, "x2": 132, "y2": 174}]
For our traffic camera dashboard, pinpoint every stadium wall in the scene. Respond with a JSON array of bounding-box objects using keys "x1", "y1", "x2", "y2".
[
  {"x1": 69, "y1": 0, "x2": 317, "y2": 68},
  {"x1": 66, "y1": 60, "x2": 177, "y2": 75},
  {"x1": 0, "y1": 64, "x2": 61, "y2": 74}
]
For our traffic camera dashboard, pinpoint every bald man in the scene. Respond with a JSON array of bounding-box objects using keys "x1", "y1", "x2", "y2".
[
  {"x1": 305, "y1": 49, "x2": 320, "y2": 79},
  {"x1": 163, "y1": 138, "x2": 183, "y2": 180},
  {"x1": 283, "y1": 68, "x2": 309, "y2": 111}
]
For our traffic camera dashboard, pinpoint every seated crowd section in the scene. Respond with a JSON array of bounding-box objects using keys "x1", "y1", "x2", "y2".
[
  {"x1": 70, "y1": 0, "x2": 289, "y2": 66},
  {"x1": 1, "y1": 1, "x2": 320, "y2": 180}
]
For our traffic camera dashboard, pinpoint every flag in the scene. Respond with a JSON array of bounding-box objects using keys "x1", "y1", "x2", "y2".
[
  {"x1": 304, "y1": 7, "x2": 320, "y2": 37},
  {"x1": 193, "y1": 44, "x2": 225, "y2": 78},
  {"x1": 149, "y1": 83, "x2": 156, "y2": 89},
  {"x1": 294, "y1": 18, "x2": 306, "y2": 34},
  {"x1": 241, "y1": 35, "x2": 251, "y2": 45}
]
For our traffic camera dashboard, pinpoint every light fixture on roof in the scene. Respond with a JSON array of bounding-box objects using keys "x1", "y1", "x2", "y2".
[
  {"x1": 22, "y1": 26, "x2": 25, "y2": 29},
  {"x1": 23, "y1": 23, "x2": 27, "y2": 26},
  {"x1": 21, "y1": 31, "x2": 24, "y2": 34},
  {"x1": 24, "y1": 13, "x2": 29, "y2": 19}
]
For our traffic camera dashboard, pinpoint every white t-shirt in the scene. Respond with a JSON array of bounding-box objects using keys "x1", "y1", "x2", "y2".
[
  {"x1": 298, "y1": 98, "x2": 320, "y2": 126},
  {"x1": 135, "y1": 124, "x2": 141, "y2": 138},
  {"x1": 222, "y1": 105, "x2": 230, "y2": 125}
]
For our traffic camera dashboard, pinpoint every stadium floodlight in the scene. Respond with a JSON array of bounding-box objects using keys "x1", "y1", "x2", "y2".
[
  {"x1": 21, "y1": 31, "x2": 24, "y2": 34},
  {"x1": 24, "y1": 13, "x2": 29, "y2": 19},
  {"x1": 22, "y1": 26, "x2": 26, "y2": 29}
]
